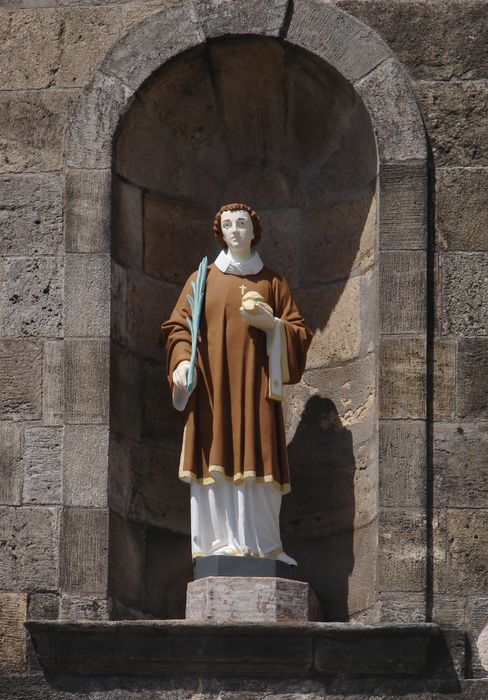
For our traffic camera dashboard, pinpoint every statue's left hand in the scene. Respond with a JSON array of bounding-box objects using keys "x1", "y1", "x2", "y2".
[{"x1": 240, "y1": 304, "x2": 276, "y2": 332}]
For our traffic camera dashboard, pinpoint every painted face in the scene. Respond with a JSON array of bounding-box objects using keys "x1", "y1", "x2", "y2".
[{"x1": 220, "y1": 210, "x2": 254, "y2": 252}]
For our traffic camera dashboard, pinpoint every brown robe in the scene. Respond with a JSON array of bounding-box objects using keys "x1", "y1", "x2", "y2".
[{"x1": 161, "y1": 263, "x2": 312, "y2": 493}]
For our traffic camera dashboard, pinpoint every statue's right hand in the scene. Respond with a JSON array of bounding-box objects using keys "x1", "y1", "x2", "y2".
[{"x1": 173, "y1": 360, "x2": 196, "y2": 391}]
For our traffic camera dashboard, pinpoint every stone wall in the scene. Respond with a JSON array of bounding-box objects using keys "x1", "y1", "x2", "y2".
[{"x1": 0, "y1": 0, "x2": 486, "y2": 692}]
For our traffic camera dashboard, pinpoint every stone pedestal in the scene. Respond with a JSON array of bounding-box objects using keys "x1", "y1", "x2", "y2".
[{"x1": 186, "y1": 576, "x2": 321, "y2": 622}]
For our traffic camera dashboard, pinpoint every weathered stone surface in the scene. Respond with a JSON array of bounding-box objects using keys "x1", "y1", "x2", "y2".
[
  {"x1": 0, "y1": 173, "x2": 63, "y2": 255},
  {"x1": 380, "y1": 251, "x2": 426, "y2": 334},
  {"x1": 379, "y1": 161, "x2": 428, "y2": 249},
  {"x1": 257, "y1": 208, "x2": 301, "y2": 289},
  {"x1": 108, "y1": 511, "x2": 145, "y2": 612},
  {"x1": 22, "y1": 427, "x2": 62, "y2": 505},
  {"x1": 338, "y1": 0, "x2": 488, "y2": 80},
  {"x1": 445, "y1": 509, "x2": 488, "y2": 594},
  {"x1": 59, "y1": 595, "x2": 110, "y2": 621},
  {"x1": 63, "y1": 425, "x2": 108, "y2": 508},
  {"x1": 0, "y1": 256, "x2": 63, "y2": 338},
  {"x1": 110, "y1": 344, "x2": 142, "y2": 441},
  {"x1": 432, "y1": 595, "x2": 466, "y2": 628},
  {"x1": 111, "y1": 177, "x2": 143, "y2": 269},
  {"x1": 416, "y1": 80, "x2": 488, "y2": 166},
  {"x1": 111, "y1": 262, "x2": 127, "y2": 347},
  {"x1": 42, "y1": 339, "x2": 64, "y2": 426},
  {"x1": 65, "y1": 169, "x2": 111, "y2": 253},
  {"x1": 0, "y1": 10, "x2": 61, "y2": 90},
  {"x1": 65, "y1": 339, "x2": 109, "y2": 423},
  {"x1": 108, "y1": 434, "x2": 143, "y2": 519},
  {"x1": 287, "y1": 0, "x2": 391, "y2": 83},
  {"x1": 144, "y1": 527, "x2": 193, "y2": 619},
  {"x1": 186, "y1": 577, "x2": 320, "y2": 623},
  {"x1": 0, "y1": 422, "x2": 22, "y2": 504},
  {"x1": 195, "y1": 0, "x2": 289, "y2": 38},
  {"x1": 302, "y1": 194, "x2": 376, "y2": 284},
  {"x1": 67, "y1": 71, "x2": 131, "y2": 169},
  {"x1": 378, "y1": 509, "x2": 426, "y2": 592},
  {"x1": 28, "y1": 593, "x2": 58, "y2": 621},
  {"x1": 457, "y1": 338, "x2": 488, "y2": 420},
  {"x1": 442, "y1": 253, "x2": 488, "y2": 335},
  {"x1": 468, "y1": 597, "x2": 488, "y2": 678},
  {"x1": 379, "y1": 338, "x2": 426, "y2": 419},
  {"x1": 65, "y1": 254, "x2": 110, "y2": 337},
  {"x1": 295, "y1": 277, "x2": 361, "y2": 369},
  {"x1": 356, "y1": 58, "x2": 426, "y2": 162},
  {"x1": 433, "y1": 340, "x2": 456, "y2": 421},
  {"x1": 60, "y1": 507, "x2": 108, "y2": 594},
  {"x1": 436, "y1": 167, "x2": 488, "y2": 251},
  {"x1": 379, "y1": 420, "x2": 426, "y2": 508},
  {"x1": 0, "y1": 89, "x2": 71, "y2": 173},
  {"x1": 378, "y1": 592, "x2": 426, "y2": 624},
  {"x1": 143, "y1": 194, "x2": 214, "y2": 284},
  {"x1": 0, "y1": 592, "x2": 27, "y2": 674},
  {"x1": 126, "y1": 270, "x2": 179, "y2": 361},
  {"x1": 0, "y1": 340, "x2": 42, "y2": 419},
  {"x1": 0, "y1": 506, "x2": 58, "y2": 589},
  {"x1": 143, "y1": 359, "x2": 177, "y2": 443},
  {"x1": 434, "y1": 423, "x2": 488, "y2": 508}
]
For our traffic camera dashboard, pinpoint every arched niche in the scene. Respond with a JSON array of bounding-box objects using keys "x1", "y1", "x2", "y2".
[{"x1": 63, "y1": 0, "x2": 428, "y2": 623}]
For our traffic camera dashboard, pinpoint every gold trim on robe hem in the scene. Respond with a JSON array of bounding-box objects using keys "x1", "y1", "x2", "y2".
[{"x1": 178, "y1": 465, "x2": 292, "y2": 495}]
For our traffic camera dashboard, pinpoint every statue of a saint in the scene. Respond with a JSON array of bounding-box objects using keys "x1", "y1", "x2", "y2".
[{"x1": 162, "y1": 204, "x2": 312, "y2": 565}]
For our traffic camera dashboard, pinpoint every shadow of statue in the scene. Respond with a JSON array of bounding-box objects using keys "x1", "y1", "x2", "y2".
[{"x1": 281, "y1": 396, "x2": 356, "y2": 621}]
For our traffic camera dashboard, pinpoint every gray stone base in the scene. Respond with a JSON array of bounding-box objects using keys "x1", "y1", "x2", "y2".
[
  {"x1": 194, "y1": 555, "x2": 294, "y2": 579},
  {"x1": 186, "y1": 576, "x2": 321, "y2": 622}
]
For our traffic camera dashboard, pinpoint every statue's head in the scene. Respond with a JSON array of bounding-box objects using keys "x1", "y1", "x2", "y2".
[{"x1": 213, "y1": 203, "x2": 262, "y2": 252}]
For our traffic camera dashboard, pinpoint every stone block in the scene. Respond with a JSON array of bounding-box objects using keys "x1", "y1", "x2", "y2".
[
  {"x1": 356, "y1": 58, "x2": 426, "y2": 163},
  {"x1": 111, "y1": 262, "x2": 127, "y2": 347},
  {"x1": 434, "y1": 423, "x2": 488, "y2": 509},
  {"x1": 195, "y1": 0, "x2": 289, "y2": 38},
  {"x1": 0, "y1": 592, "x2": 27, "y2": 674},
  {"x1": 257, "y1": 208, "x2": 301, "y2": 289},
  {"x1": 432, "y1": 595, "x2": 466, "y2": 628},
  {"x1": 59, "y1": 595, "x2": 110, "y2": 621},
  {"x1": 0, "y1": 422, "x2": 22, "y2": 505},
  {"x1": 57, "y1": 6, "x2": 127, "y2": 87},
  {"x1": 22, "y1": 427, "x2": 62, "y2": 505},
  {"x1": 143, "y1": 194, "x2": 214, "y2": 285},
  {"x1": 287, "y1": 0, "x2": 391, "y2": 83},
  {"x1": 0, "y1": 506, "x2": 58, "y2": 589},
  {"x1": 65, "y1": 168, "x2": 111, "y2": 253},
  {"x1": 110, "y1": 344, "x2": 142, "y2": 441},
  {"x1": 186, "y1": 577, "x2": 320, "y2": 622},
  {"x1": 126, "y1": 270, "x2": 179, "y2": 361},
  {"x1": 27, "y1": 593, "x2": 59, "y2": 621},
  {"x1": 379, "y1": 338, "x2": 426, "y2": 419},
  {"x1": 102, "y1": 1, "x2": 204, "y2": 90},
  {"x1": 108, "y1": 511, "x2": 145, "y2": 612},
  {"x1": 0, "y1": 89, "x2": 71, "y2": 173},
  {"x1": 0, "y1": 173, "x2": 63, "y2": 255},
  {"x1": 0, "y1": 256, "x2": 63, "y2": 338},
  {"x1": 467, "y1": 597, "x2": 488, "y2": 678},
  {"x1": 0, "y1": 340, "x2": 42, "y2": 419},
  {"x1": 378, "y1": 509, "x2": 426, "y2": 592},
  {"x1": 65, "y1": 254, "x2": 110, "y2": 337},
  {"x1": 60, "y1": 507, "x2": 108, "y2": 595},
  {"x1": 0, "y1": 9, "x2": 61, "y2": 90},
  {"x1": 379, "y1": 420, "x2": 426, "y2": 508},
  {"x1": 457, "y1": 338, "x2": 488, "y2": 420},
  {"x1": 442, "y1": 253, "x2": 488, "y2": 336},
  {"x1": 436, "y1": 167, "x2": 488, "y2": 251},
  {"x1": 380, "y1": 251, "x2": 426, "y2": 334},
  {"x1": 143, "y1": 359, "x2": 180, "y2": 443},
  {"x1": 433, "y1": 340, "x2": 456, "y2": 421},
  {"x1": 378, "y1": 592, "x2": 426, "y2": 624},
  {"x1": 295, "y1": 277, "x2": 361, "y2": 369},
  {"x1": 416, "y1": 80, "x2": 488, "y2": 166},
  {"x1": 111, "y1": 177, "x2": 143, "y2": 269},
  {"x1": 445, "y1": 509, "x2": 488, "y2": 594},
  {"x1": 338, "y1": 0, "x2": 488, "y2": 80},
  {"x1": 108, "y1": 434, "x2": 143, "y2": 519},
  {"x1": 378, "y1": 161, "x2": 428, "y2": 250},
  {"x1": 65, "y1": 339, "x2": 109, "y2": 423},
  {"x1": 302, "y1": 193, "x2": 376, "y2": 284},
  {"x1": 67, "y1": 70, "x2": 131, "y2": 170},
  {"x1": 63, "y1": 425, "x2": 108, "y2": 508},
  {"x1": 42, "y1": 339, "x2": 64, "y2": 426}
]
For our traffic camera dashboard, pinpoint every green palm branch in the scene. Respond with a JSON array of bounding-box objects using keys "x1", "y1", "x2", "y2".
[{"x1": 185, "y1": 256, "x2": 208, "y2": 392}]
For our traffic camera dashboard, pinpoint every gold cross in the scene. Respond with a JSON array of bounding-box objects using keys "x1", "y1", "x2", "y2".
[{"x1": 239, "y1": 284, "x2": 247, "y2": 295}]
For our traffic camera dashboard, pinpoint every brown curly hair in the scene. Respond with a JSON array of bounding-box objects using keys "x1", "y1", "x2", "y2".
[{"x1": 213, "y1": 203, "x2": 262, "y2": 249}]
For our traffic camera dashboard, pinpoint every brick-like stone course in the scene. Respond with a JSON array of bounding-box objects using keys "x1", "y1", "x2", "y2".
[
  {"x1": 22, "y1": 427, "x2": 63, "y2": 505},
  {"x1": 65, "y1": 169, "x2": 111, "y2": 253},
  {"x1": 63, "y1": 425, "x2": 108, "y2": 508},
  {"x1": 436, "y1": 168, "x2": 488, "y2": 251},
  {"x1": 457, "y1": 339, "x2": 488, "y2": 420},
  {"x1": 65, "y1": 339, "x2": 109, "y2": 423},
  {"x1": 442, "y1": 253, "x2": 488, "y2": 336},
  {"x1": 65, "y1": 254, "x2": 110, "y2": 337},
  {"x1": 0, "y1": 340, "x2": 42, "y2": 419},
  {"x1": 0, "y1": 422, "x2": 22, "y2": 505},
  {"x1": 0, "y1": 592, "x2": 27, "y2": 674},
  {"x1": 60, "y1": 507, "x2": 108, "y2": 594}
]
